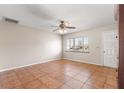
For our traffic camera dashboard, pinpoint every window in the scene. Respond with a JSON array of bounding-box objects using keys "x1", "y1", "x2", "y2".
[
  {"x1": 75, "y1": 37, "x2": 83, "y2": 50},
  {"x1": 66, "y1": 37, "x2": 89, "y2": 53},
  {"x1": 67, "y1": 38, "x2": 74, "y2": 50},
  {"x1": 84, "y1": 37, "x2": 89, "y2": 52}
]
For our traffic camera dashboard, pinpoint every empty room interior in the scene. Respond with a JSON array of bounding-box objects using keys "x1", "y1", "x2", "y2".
[{"x1": 0, "y1": 4, "x2": 121, "y2": 89}]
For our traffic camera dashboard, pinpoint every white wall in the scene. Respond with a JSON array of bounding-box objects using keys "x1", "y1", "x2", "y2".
[
  {"x1": 0, "y1": 22, "x2": 62, "y2": 71},
  {"x1": 62, "y1": 24, "x2": 118, "y2": 66}
]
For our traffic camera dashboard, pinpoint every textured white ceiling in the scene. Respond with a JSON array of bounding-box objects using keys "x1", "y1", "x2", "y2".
[{"x1": 0, "y1": 4, "x2": 116, "y2": 34}]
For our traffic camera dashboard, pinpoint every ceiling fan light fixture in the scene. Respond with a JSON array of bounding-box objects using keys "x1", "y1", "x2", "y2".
[
  {"x1": 64, "y1": 30, "x2": 67, "y2": 33},
  {"x1": 52, "y1": 20, "x2": 75, "y2": 34},
  {"x1": 59, "y1": 29, "x2": 64, "y2": 34},
  {"x1": 59, "y1": 29, "x2": 67, "y2": 34}
]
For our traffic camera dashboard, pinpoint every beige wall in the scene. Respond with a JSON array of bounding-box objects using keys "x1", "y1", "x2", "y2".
[
  {"x1": 0, "y1": 22, "x2": 117, "y2": 71},
  {"x1": 0, "y1": 22, "x2": 62, "y2": 71},
  {"x1": 62, "y1": 24, "x2": 118, "y2": 66}
]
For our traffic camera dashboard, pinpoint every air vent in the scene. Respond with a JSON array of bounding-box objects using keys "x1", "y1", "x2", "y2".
[{"x1": 3, "y1": 17, "x2": 19, "y2": 24}]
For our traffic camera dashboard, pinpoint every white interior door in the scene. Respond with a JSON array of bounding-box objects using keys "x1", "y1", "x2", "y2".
[{"x1": 102, "y1": 31, "x2": 118, "y2": 68}]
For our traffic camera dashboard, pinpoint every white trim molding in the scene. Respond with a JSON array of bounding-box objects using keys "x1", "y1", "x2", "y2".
[
  {"x1": 0, "y1": 58, "x2": 61, "y2": 72},
  {"x1": 63, "y1": 58, "x2": 102, "y2": 66}
]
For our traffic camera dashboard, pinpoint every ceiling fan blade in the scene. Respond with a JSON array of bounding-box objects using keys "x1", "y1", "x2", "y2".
[
  {"x1": 50, "y1": 25, "x2": 59, "y2": 27},
  {"x1": 66, "y1": 26, "x2": 76, "y2": 29},
  {"x1": 53, "y1": 28, "x2": 59, "y2": 32}
]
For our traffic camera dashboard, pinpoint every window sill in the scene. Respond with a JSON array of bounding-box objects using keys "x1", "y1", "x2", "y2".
[{"x1": 65, "y1": 50, "x2": 90, "y2": 53}]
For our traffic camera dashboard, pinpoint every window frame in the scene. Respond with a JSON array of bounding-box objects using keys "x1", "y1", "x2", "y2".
[{"x1": 66, "y1": 36, "x2": 89, "y2": 53}]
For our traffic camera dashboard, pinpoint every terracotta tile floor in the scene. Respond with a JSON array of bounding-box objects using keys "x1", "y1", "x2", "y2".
[{"x1": 0, "y1": 59, "x2": 118, "y2": 89}]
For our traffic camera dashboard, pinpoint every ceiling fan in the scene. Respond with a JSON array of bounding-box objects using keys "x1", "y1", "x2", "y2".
[{"x1": 52, "y1": 20, "x2": 76, "y2": 34}]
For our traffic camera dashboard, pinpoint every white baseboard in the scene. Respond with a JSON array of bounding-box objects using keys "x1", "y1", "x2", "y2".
[
  {"x1": 63, "y1": 58, "x2": 103, "y2": 66},
  {"x1": 0, "y1": 58, "x2": 61, "y2": 72},
  {"x1": 63, "y1": 58, "x2": 117, "y2": 68}
]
